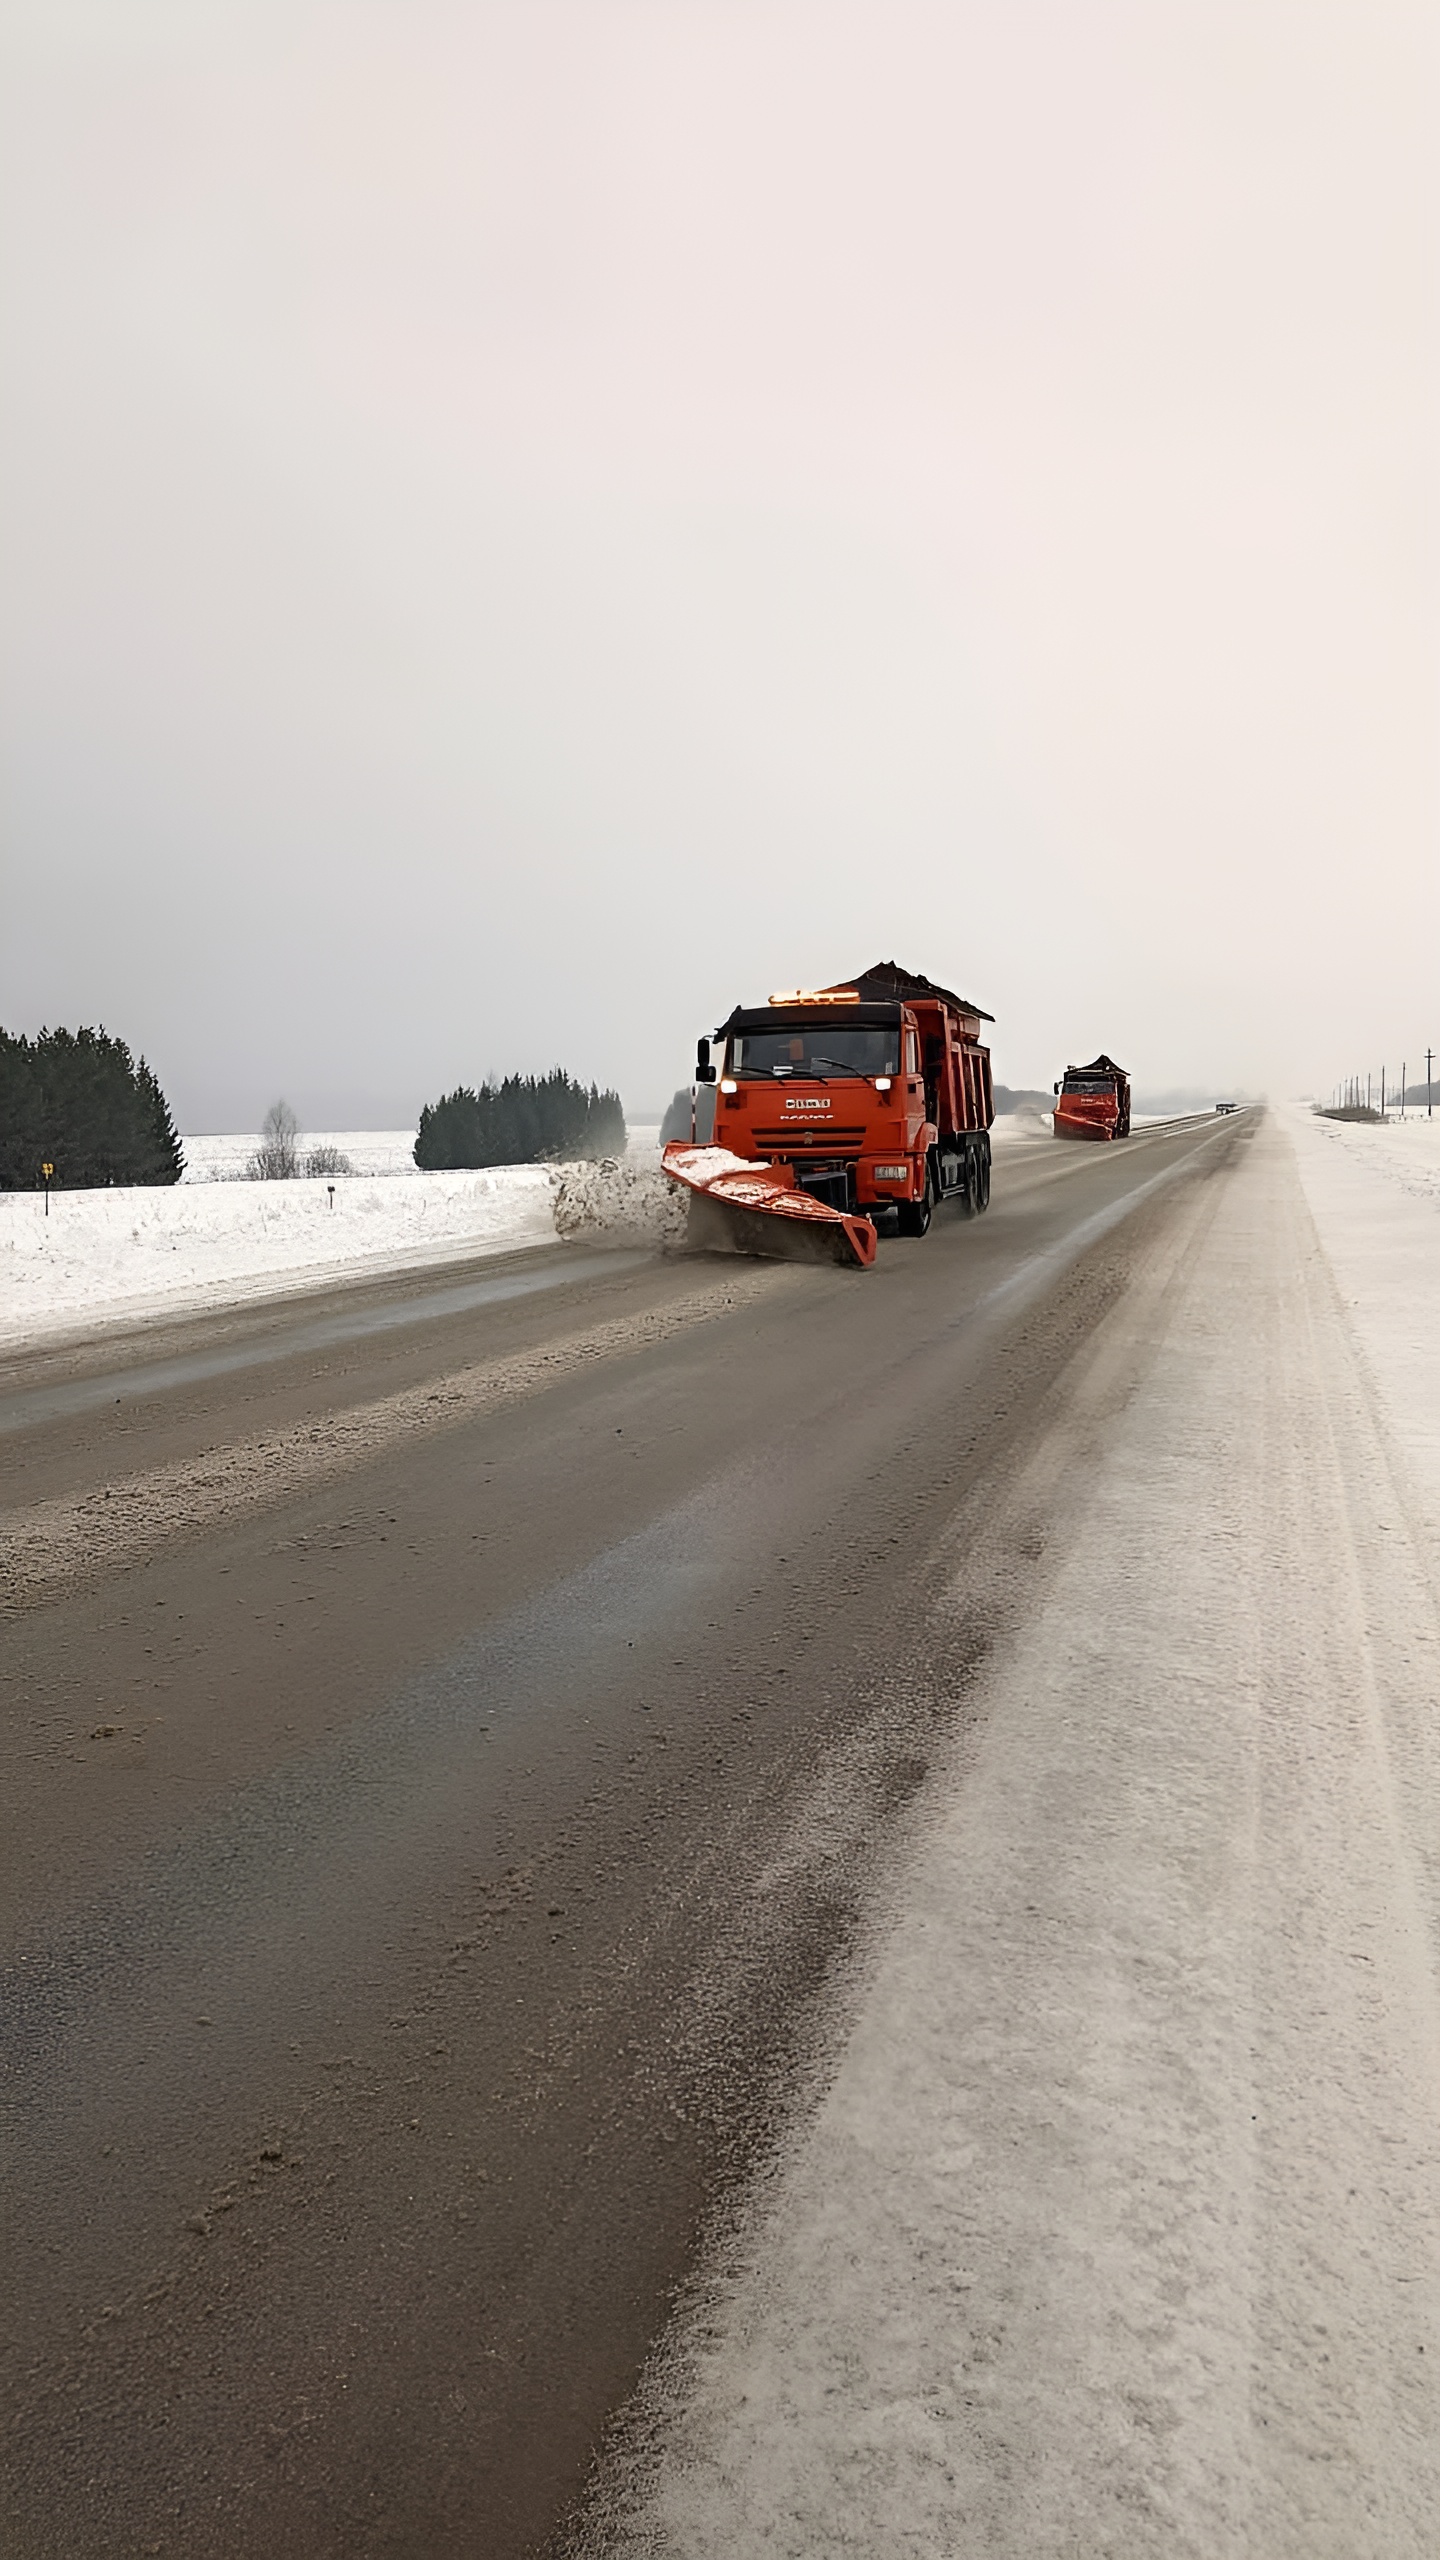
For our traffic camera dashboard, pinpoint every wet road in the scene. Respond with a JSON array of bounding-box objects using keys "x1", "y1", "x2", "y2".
[{"x1": 0, "y1": 1115, "x2": 1250, "y2": 2557}]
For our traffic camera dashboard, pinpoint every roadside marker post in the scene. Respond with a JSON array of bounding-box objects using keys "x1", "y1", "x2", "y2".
[{"x1": 41, "y1": 1161, "x2": 53, "y2": 1216}]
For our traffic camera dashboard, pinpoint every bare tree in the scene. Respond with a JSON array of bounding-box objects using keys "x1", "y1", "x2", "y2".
[
  {"x1": 304, "y1": 1144, "x2": 354, "y2": 1177},
  {"x1": 247, "y1": 1098, "x2": 301, "y2": 1180}
]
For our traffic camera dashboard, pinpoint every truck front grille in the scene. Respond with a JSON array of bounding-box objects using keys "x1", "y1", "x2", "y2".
[{"x1": 751, "y1": 1125, "x2": 868, "y2": 1156}]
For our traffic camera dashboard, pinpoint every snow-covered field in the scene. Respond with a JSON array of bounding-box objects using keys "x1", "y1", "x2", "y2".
[
  {"x1": 1, "y1": 1127, "x2": 666, "y2": 1349},
  {"x1": 180, "y1": 1129, "x2": 422, "y2": 1182},
  {"x1": 596, "y1": 1106, "x2": 1440, "y2": 2557},
  {"x1": 1297, "y1": 1097, "x2": 1440, "y2": 1219}
]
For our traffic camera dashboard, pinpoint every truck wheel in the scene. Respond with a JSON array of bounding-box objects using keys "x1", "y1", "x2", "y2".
[
  {"x1": 898, "y1": 1179, "x2": 932, "y2": 1237},
  {"x1": 975, "y1": 1143, "x2": 991, "y2": 1211}
]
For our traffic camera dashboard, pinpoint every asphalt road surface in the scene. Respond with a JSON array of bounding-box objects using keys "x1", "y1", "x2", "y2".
[{"x1": 1, "y1": 1113, "x2": 1249, "y2": 2558}]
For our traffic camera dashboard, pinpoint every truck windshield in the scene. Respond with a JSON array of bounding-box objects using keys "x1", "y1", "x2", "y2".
[
  {"x1": 1063, "y1": 1077, "x2": 1116, "y2": 1094},
  {"x1": 732, "y1": 1026, "x2": 898, "y2": 1079}
]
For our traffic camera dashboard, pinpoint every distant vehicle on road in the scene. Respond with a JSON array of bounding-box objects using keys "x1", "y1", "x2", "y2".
[
  {"x1": 1214, "y1": 1101, "x2": 1238, "y2": 1115},
  {"x1": 1053, "y1": 1055, "x2": 1131, "y2": 1142}
]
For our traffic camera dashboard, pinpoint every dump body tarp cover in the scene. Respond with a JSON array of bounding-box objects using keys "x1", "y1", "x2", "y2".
[
  {"x1": 1062, "y1": 1054, "x2": 1128, "y2": 1083},
  {"x1": 829, "y1": 959, "x2": 995, "y2": 1024}
]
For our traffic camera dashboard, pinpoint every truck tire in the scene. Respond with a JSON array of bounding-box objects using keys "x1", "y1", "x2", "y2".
[
  {"x1": 975, "y1": 1139, "x2": 992, "y2": 1210},
  {"x1": 898, "y1": 1175, "x2": 932, "y2": 1237}
]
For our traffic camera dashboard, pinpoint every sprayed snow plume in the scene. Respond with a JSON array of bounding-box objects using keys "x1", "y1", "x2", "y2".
[{"x1": 550, "y1": 1156, "x2": 687, "y2": 1249}]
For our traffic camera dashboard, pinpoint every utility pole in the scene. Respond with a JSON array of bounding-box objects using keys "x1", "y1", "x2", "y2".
[
  {"x1": 1428, "y1": 1047, "x2": 1434, "y2": 1117},
  {"x1": 1402, "y1": 1060, "x2": 1407, "y2": 1119},
  {"x1": 1381, "y1": 1065, "x2": 1386, "y2": 1119}
]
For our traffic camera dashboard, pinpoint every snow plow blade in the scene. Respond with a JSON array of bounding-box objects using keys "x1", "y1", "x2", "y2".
[{"x1": 662, "y1": 1143, "x2": 877, "y2": 1270}]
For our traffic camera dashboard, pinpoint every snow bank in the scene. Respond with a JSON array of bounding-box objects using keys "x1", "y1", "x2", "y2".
[{"x1": 0, "y1": 1166, "x2": 558, "y2": 1348}]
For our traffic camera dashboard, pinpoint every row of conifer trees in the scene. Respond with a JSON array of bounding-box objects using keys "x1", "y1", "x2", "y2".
[
  {"x1": 0, "y1": 1027, "x2": 184, "y2": 1190},
  {"x1": 414, "y1": 1071, "x2": 626, "y2": 1169},
  {"x1": 0, "y1": 1029, "x2": 629, "y2": 1188}
]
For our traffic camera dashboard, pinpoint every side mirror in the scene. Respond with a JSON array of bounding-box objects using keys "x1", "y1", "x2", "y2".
[
  {"x1": 1053, "y1": 1082, "x2": 1060, "y2": 1096},
  {"x1": 696, "y1": 1036, "x2": 717, "y2": 1085}
]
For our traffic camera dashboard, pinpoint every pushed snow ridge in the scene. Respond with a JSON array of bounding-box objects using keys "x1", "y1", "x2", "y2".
[{"x1": 550, "y1": 1157, "x2": 688, "y2": 1249}]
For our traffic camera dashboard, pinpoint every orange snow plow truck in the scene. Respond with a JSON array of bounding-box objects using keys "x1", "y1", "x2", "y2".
[
  {"x1": 663, "y1": 960, "x2": 994, "y2": 1270},
  {"x1": 1052, "y1": 1054, "x2": 1131, "y2": 1142}
]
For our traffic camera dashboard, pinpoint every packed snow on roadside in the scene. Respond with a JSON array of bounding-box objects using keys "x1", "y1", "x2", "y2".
[
  {"x1": 0, "y1": 1126, "x2": 668, "y2": 1349},
  {"x1": 1287, "y1": 1103, "x2": 1440, "y2": 1539},
  {"x1": 0, "y1": 1167, "x2": 555, "y2": 1347}
]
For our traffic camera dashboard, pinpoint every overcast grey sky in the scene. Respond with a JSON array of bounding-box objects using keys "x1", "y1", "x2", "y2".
[{"x1": 2, "y1": 0, "x2": 1436, "y2": 1129}]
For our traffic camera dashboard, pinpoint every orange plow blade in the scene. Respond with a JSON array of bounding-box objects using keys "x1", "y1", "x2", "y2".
[{"x1": 662, "y1": 1143, "x2": 877, "y2": 1269}]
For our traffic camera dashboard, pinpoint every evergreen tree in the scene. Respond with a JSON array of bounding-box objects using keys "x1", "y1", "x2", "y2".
[
  {"x1": 0, "y1": 1026, "x2": 185, "y2": 1189},
  {"x1": 135, "y1": 1055, "x2": 186, "y2": 1183},
  {"x1": 0, "y1": 1035, "x2": 47, "y2": 1189},
  {"x1": 414, "y1": 1070, "x2": 626, "y2": 1169}
]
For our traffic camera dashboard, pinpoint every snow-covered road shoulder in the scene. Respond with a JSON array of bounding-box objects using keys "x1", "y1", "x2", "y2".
[{"x1": 1288, "y1": 1105, "x2": 1440, "y2": 1552}]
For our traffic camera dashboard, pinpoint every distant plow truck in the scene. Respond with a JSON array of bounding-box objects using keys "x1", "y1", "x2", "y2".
[
  {"x1": 663, "y1": 961, "x2": 995, "y2": 1269},
  {"x1": 1052, "y1": 1054, "x2": 1131, "y2": 1141}
]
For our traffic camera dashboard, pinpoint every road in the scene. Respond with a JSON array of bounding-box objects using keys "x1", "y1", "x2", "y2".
[{"x1": 0, "y1": 1113, "x2": 1246, "y2": 2558}]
